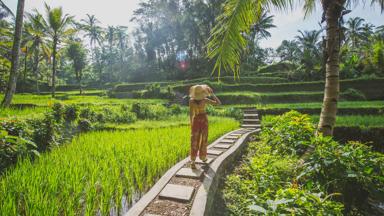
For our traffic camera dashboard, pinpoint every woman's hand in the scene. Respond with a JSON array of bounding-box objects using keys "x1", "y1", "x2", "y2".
[{"x1": 205, "y1": 85, "x2": 213, "y2": 95}]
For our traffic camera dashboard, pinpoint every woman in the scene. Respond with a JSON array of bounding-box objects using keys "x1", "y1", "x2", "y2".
[{"x1": 189, "y1": 84, "x2": 221, "y2": 169}]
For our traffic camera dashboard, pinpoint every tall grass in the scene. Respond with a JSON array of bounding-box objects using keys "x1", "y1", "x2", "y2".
[
  {"x1": 0, "y1": 93, "x2": 166, "y2": 106},
  {"x1": 0, "y1": 118, "x2": 238, "y2": 215},
  {"x1": 220, "y1": 101, "x2": 384, "y2": 109},
  {"x1": 0, "y1": 106, "x2": 48, "y2": 118},
  {"x1": 262, "y1": 115, "x2": 384, "y2": 127}
]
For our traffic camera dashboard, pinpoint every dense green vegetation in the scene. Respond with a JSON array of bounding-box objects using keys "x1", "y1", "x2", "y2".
[
  {"x1": 1, "y1": 0, "x2": 384, "y2": 214},
  {"x1": 221, "y1": 112, "x2": 384, "y2": 215},
  {"x1": 0, "y1": 118, "x2": 238, "y2": 215}
]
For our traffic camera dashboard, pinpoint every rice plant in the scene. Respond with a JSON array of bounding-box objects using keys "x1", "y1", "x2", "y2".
[{"x1": 0, "y1": 118, "x2": 238, "y2": 215}]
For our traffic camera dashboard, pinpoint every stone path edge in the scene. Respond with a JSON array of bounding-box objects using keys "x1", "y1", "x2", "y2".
[
  {"x1": 190, "y1": 128, "x2": 261, "y2": 216},
  {"x1": 125, "y1": 129, "x2": 243, "y2": 216}
]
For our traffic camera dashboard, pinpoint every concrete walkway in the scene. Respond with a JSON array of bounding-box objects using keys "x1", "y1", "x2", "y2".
[{"x1": 126, "y1": 108, "x2": 261, "y2": 216}]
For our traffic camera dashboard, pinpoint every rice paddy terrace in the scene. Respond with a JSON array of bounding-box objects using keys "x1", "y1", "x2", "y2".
[{"x1": 1, "y1": 75, "x2": 383, "y2": 215}]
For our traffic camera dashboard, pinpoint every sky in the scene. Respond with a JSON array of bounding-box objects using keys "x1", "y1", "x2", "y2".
[{"x1": 4, "y1": 0, "x2": 384, "y2": 48}]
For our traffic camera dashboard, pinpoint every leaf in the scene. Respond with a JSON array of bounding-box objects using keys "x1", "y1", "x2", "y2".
[{"x1": 249, "y1": 204, "x2": 267, "y2": 214}]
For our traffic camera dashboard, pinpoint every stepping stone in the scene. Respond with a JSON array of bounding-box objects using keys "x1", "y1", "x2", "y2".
[
  {"x1": 195, "y1": 157, "x2": 214, "y2": 164},
  {"x1": 159, "y1": 184, "x2": 194, "y2": 202},
  {"x1": 207, "y1": 149, "x2": 223, "y2": 156},
  {"x1": 231, "y1": 133, "x2": 243, "y2": 136},
  {"x1": 243, "y1": 119, "x2": 260, "y2": 123},
  {"x1": 214, "y1": 144, "x2": 232, "y2": 149},
  {"x1": 244, "y1": 114, "x2": 259, "y2": 118},
  {"x1": 176, "y1": 168, "x2": 203, "y2": 179},
  {"x1": 242, "y1": 124, "x2": 261, "y2": 129},
  {"x1": 220, "y1": 139, "x2": 235, "y2": 144}
]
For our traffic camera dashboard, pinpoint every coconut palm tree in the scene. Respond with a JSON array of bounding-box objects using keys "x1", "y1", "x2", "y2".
[
  {"x1": 345, "y1": 17, "x2": 365, "y2": 50},
  {"x1": 24, "y1": 12, "x2": 47, "y2": 94},
  {"x1": 250, "y1": 12, "x2": 276, "y2": 41},
  {"x1": 1, "y1": 0, "x2": 25, "y2": 107},
  {"x1": 295, "y1": 30, "x2": 322, "y2": 53},
  {"x1": 40, "y1": 3, "x2": 75, "y2": 98},
  {"x1": 207, "y1": 0, "x2": 384, "y2": 136},
  {"x1": 80, "y1": 14, "x2": 103, "y2": 60}
]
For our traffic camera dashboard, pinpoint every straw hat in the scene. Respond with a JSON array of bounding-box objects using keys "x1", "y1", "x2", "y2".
[{"x1": 190, "y1": 85, "x2": 209, "y2": 100}]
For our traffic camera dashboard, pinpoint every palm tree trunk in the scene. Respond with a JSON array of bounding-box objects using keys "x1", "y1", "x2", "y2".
[
  {"x1": 317, "y1": 1, "x2": 344, "y2": 136},
  {"x1": 51, "y1": 37, "x2": 57, "y2": 98},
  {"x1": 33, "y1": 46, "x2": 40, "y2": 94},
  {"x1": 1, "y1": 0, "x2": 25, "y2": 107}
]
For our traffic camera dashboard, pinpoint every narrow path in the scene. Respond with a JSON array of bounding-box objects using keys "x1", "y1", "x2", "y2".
[{"x1": 126, "y1": 108, "x2": 261, "y2": 216}]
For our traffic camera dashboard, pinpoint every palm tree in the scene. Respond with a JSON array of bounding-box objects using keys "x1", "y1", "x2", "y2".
[
  {"x1": 295, "y1": 30, "x2": 322, "y2": 53},
  {"x1": 24, "y1": 12, "x2": 47, "y2": 94},
  {"x1": 207, "y1": 0, "x2": 384, "y2": 136},
  {"x1": 106, "y1": 26, "x2": 116, "y2": 52},
  {"x1": 250, "y1": 12, "x2": 276, "y2": 41},
  {"x1": 295, "y1": 30, "x2": 322, "y2": 80},
  {"x1": 345, "y1": 17, "x2": 365, "y2": 50},
  {"x1": 80, "y1": 14, "x2": 103, "y2": 60},
  {"x1": 40, "y1": 3, "x2": 74, "y2": 98},
  {"x1": 1, "y1": 0, "x2": 25, "y2": 107}
]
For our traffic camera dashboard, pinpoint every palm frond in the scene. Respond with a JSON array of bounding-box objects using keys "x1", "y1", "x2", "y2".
[
  {"x1": 207, "y1": 0, "x2": 294, "y2": 79},
  {"x1": 370, "y1": 0, "x2": 384, "y2": 12},
  {"x1": 0, "y1": 0, "x2": 14, "y2": 17},
  {"x1": 207, "y1": 0, "x2": 259, "y2": 79}
]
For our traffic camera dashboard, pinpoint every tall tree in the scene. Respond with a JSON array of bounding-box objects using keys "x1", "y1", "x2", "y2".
[
  {"x1": 1, "y1": 0, "x2": 25, "y2": 107},
  {"x1": 24, "y1": 12, "x2": 46, "y2": 94},
  {"x1": 207, "y1": 0, "x2": 384, "y2": 136},
  {"x1": 276, "y1": 40, "x2": 300, "y2": 62},
  {"x1": 41, "y1": 3, "x2": 74, "y2": 98},
  {"x1": 345, "y1": 17, "x2": 365, "y2": 50},
  {"x1": 66, "y1": 41, "x2": 87, "y2": 94},
  {"x1": 80, "y1": 14, "x2": 103, "y2": 60}
]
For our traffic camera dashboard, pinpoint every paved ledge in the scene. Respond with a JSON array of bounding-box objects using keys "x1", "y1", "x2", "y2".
[
  {"x1": 125, "y1": 129, "x2": 240, "y2": 216},
  {"x1": 190, "y1": 128, "x2": 260, "y2": 216}
]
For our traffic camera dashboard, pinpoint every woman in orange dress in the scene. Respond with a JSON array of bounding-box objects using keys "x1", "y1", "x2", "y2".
[{"x1": 189, "y1": 85, "x2": 221, "y2": 169}]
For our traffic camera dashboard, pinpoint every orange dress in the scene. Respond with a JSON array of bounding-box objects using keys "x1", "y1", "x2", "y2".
[{"x1": 189, "y1": 98, "x2": 217, "y2": 161}]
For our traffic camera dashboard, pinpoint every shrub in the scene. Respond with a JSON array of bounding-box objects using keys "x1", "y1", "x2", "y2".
[
  {"x1": 223, "y1": 141, "x2": 344, "y2": 215},
  {"x1": 131, "y1": 103, "x2": 169, "y2": 120},
  {"x1": 0, "y1": 130, "x2": 39, "y2": 173},
  {"x1": 261, "y1": 111, "x2": 314, "y2": 155},
  {"x1": 95, "y1": 113, "x2": 105, "y2": 123},
  {"x1": 112, "y1": 111, "x2": 137, "y2": 124},
  {"x1": 0, "y1": 118, "x2": 30, "y2": 137},
  {"x1": 52, "y1": 103, "x2": 64, "y2": 122},
  {"x1": 79, "y1": 107, "x2": 97, "y2": 121},
  {"x1": 223, "y1": 112, "x2": 384, "y2": 215},
  {"x1": 300, "y1": 137, "x2": 384, "y2": 212},
  {"x1": 29, "y1": 114, "x2": 59, "y2": 151},
  {"x1": 64, "y1": 104, "x2": 78, "y2": 122},
  {"x1": 341, "y1": 88, "x2": 366, "y2": 101},
  {"x1": 77, "y1": 119, "x2": 93, "y2": 132},
  {"x1": 170, "y1": 104, "x2": 183, "y2": 115}
]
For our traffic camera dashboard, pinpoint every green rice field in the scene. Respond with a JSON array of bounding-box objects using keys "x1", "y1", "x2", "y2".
[
  {"x1": 221, "y1": 100, "x2": 384, "y2": 109},
  {"x1": 262, "y1": 114, "x2": 384, "y2": 127},
  {"x1": 0, "y1": 117, "x2": 238, "y2": 215}
]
